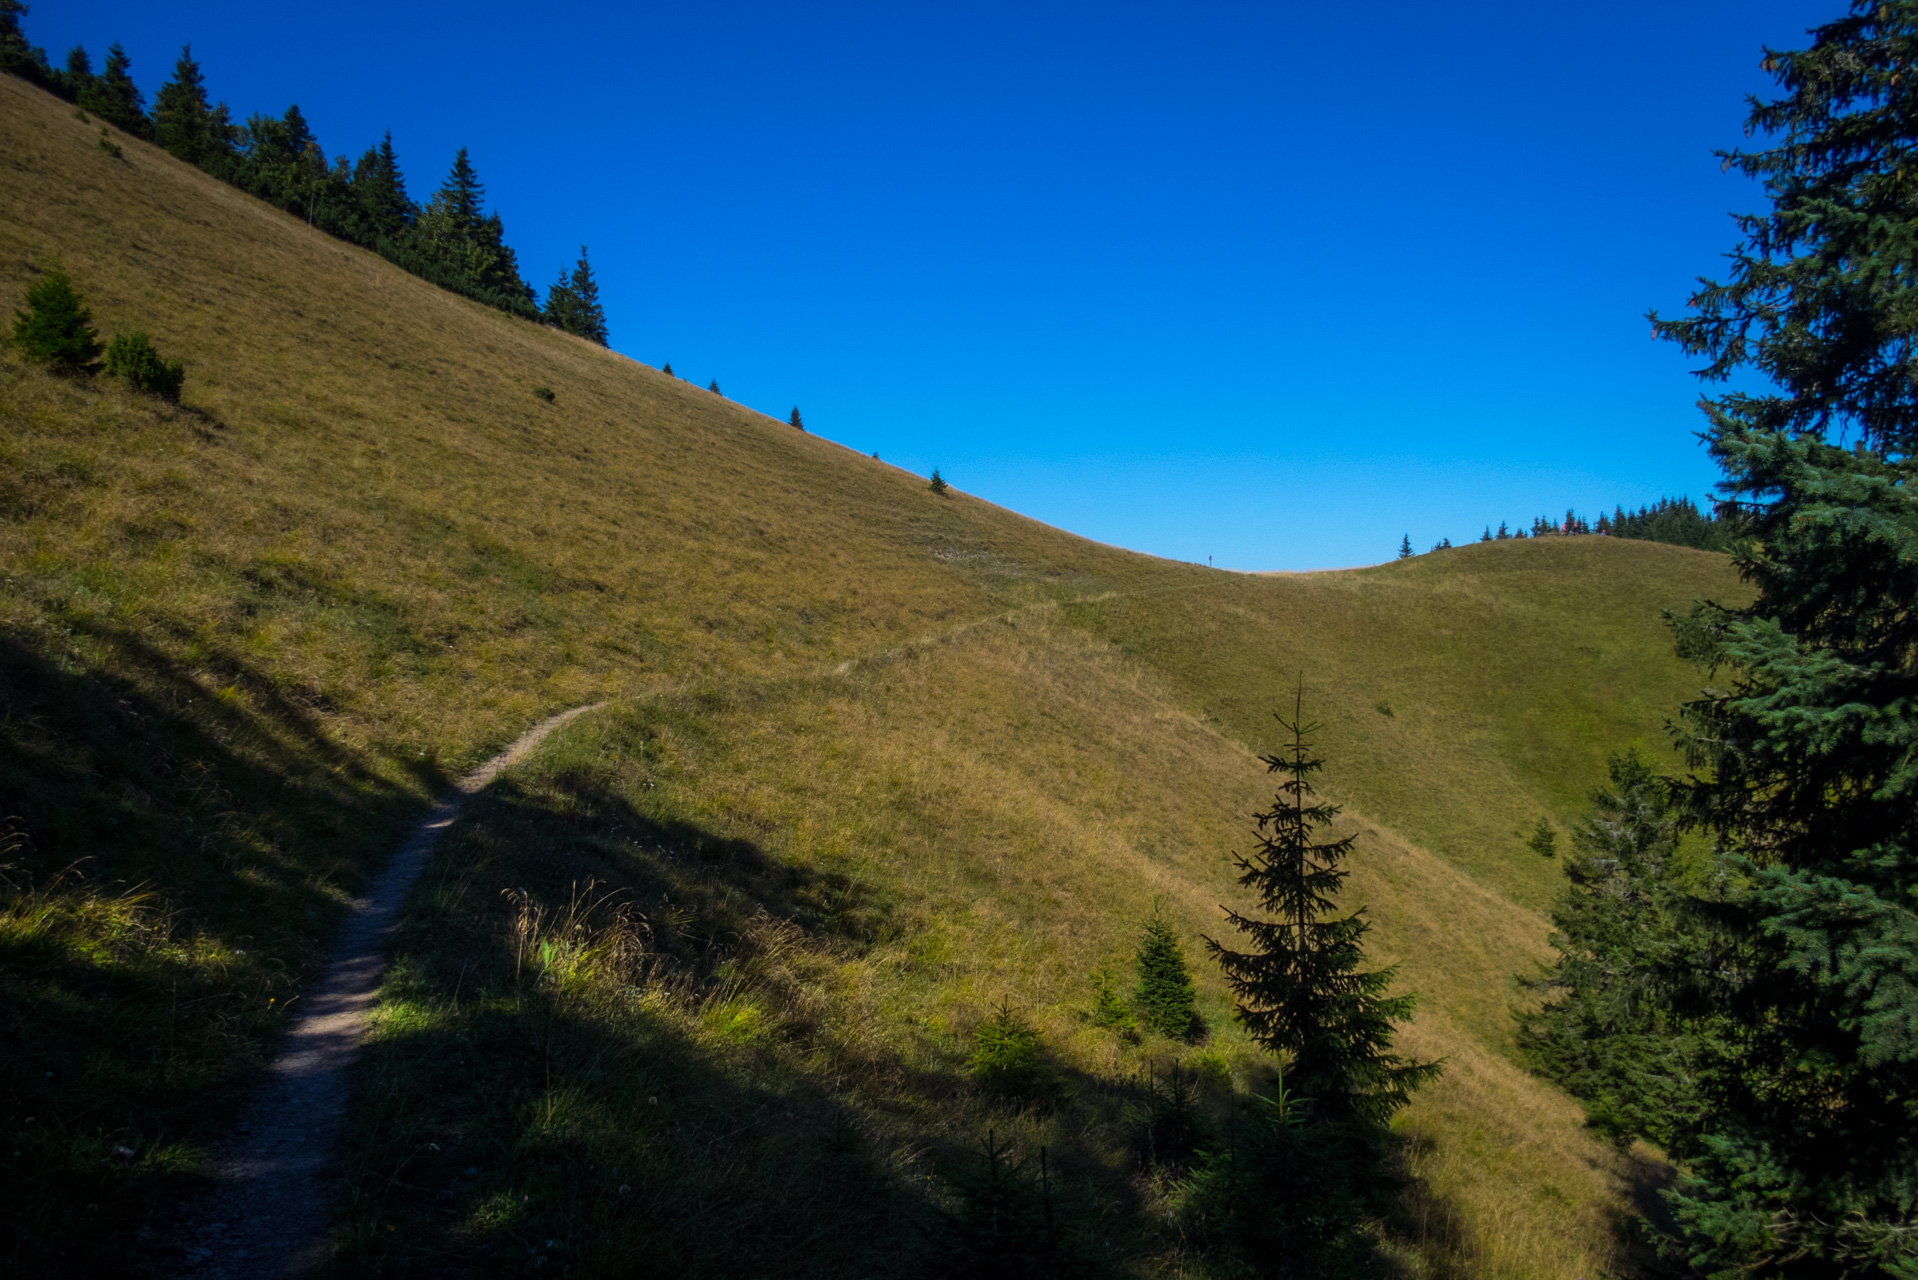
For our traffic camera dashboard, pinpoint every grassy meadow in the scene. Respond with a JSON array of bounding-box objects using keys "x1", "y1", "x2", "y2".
[{"x1": 0, "y1": 71, "x2": 1746, "y2": 1276}]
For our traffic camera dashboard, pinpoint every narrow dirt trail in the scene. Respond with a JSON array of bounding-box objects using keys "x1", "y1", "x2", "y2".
[{"x1": 178, "y1": 702, "x2": 606, "y2": 1278}]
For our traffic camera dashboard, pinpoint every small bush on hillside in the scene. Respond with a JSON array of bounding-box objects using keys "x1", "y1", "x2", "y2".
[
  {"x1": 1087, "y1": 967, "x2": 1138, "y2": 1038},
  {"x1": 969, "y1": 998, "x2": 1049, "y2": 1100},
  {"x1": 1133, "y1": 903, "x2": 1199, "y2": 1039},
  {"x1": 708, "y1": 378, "x2": 721, "y2": 395},
  {"x1": 1374, "y1": 701, "x2": 1393, "y2": 718},
  {"x1": 12, "y1": 266, "x2": 103, "y2": 372},
  {"x1": 928, "y1": 467, "x2": 949, "y2": 496},
  {"x1": 1526, "y1": 817, "x2": 1558, "y2": 859},
  {"x1": 661, "y1": 361, "x2": 673, "y2": 376},
  {"x1": 97, "y1": 125, "x2": 121, "y2": 158},
  {"x1": 532, "y1": 385, "x2": 555, "y2": 402},
  {"x1": 104, "y1": 332, "x2": 185, "y2": 402}
]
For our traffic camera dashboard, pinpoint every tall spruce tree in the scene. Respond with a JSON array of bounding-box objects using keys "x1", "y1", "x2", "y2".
[
  {"x1": 0, "y1": 0, "x2": 56, "y2": 90},
  {"x1": 1647, "y1": 5, "x2": 1918, "y2": 1273},
  {"x1": 151, "y1": 45, "x2": 214, "y2": 165},
  {"x1": 61, "y1": 44, "x2": 91, "y2": 99},
  {"x1": 351, "y1": 131, "x2": 413, "y2": 243},
  {"x1": 81, "y1": 41, "x2": 147, "y2": 137},
  {"x1": 1205, "y1": 690, "x2": 1440, "y2": 1121}
]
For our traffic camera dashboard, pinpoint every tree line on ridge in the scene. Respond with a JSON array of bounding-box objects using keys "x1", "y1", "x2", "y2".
[{"x1": 0, "y1": 1, "x2": 609, "y2": 346}]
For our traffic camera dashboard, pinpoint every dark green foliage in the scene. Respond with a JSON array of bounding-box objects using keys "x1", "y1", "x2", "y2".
[
  {"x1": 1480, "y1": 526, "x2": 1492, "y2": 542},
  {"x1": 11, "y1": 266, "x2": 101, "y2": 371},
  {"x1": 78, "y1": 41, "x2": 146, "y2": 137},
  {"x1": 708, "y1": 378, "x2": 722, "y2": 394},
  {"x1": 969, "y1": 999, "x2": 1049, "y2": 1101},
  {"x1": 1174, "y1": 1084, "x2": 1378, "y2": 1278},
  {"x1": 103, "y1": 332, "x2": 185, "y2": 402},
  {"x1": 1396, "y1": 534, "x2": 1412, "y2": 559},
  {"x1": 0, "y1": 1, "x2": 57, "y2": 91},
  {"x1": 929, "y1": 468, "x2": 950, "y2": 496},
  {"x1": 1205, "y1": 693, "x2": 1440, "y2": 1122},
  {"x1": 60, "y1": 44, "x2": 89, "y2": 99},
  {"x1": 1643, "y1": 6, "x2": 1918, "y2": 1272},
  {"x1": 1524, "y1": 816, "x2": 1557, "y2": 859},
  {"x1": 1133, "y1": 1061, "x2": 1208, "y2": 1169},
  {"x1": 662, "y1": 361, "x2": 674, "y2": 377},
  {"x1": 790, "y1": 405, "x2": 804, "y2": 431},
  {"x1": 1132, "y1": 904, "x2": 1198, "y2": 1039},
  {"x1": 95, "y1": 124, "x2": 119, "y2": 159},
  {"x1": 152, "y1": 45, "x2": 217, "y2": 165},
  {"x1": 1606, "y1": 495, "x2": 1736, "y2": 551},
  {"x1": 542, "y1": 246, "x2": 609, "y2": 345},
  {"x1": 350, "y1": 131, "x2": 414, "y2": 244},
  {"x1": 532, "y1": 385, "x2": 554, "y2": 403},
  {"x1": 1518, "y1": 750, "x2": 1729, "y2": 1152},
  {"x1": 1496, "y1": 520, "x2": 1511, "y2": 539},
  {"x1": 940, "y1": 1132, "x2": 1077, "y2": 1278},
  {"x1": 1087, "y1": 967, "x2": 1137, "y2": 1037}
]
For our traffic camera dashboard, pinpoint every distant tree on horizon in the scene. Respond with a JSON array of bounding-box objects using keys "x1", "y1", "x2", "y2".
[
  {"x1": 789, "y1": 406, "x2": 804, "y2": 431},
  {"x1": 1396, "y1": 534, "x2": 1412, "y2": 559},
  {"x1": 152, "y1": 45, "x2": 217, "y2": 166}
]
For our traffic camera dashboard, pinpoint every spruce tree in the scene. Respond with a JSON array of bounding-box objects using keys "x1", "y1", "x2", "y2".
[
  {"x1": 0, "y1": 0, "x2": 56, "y2": 90},
  {"x1": 1518, "y1": 750, "x2": 1729, "y2": 1153},
  {"x1": 1205, "y1": 690, "x2": 1440, "y2": 1121},
  {"x1": 1396, "y1": 534, "x2": 1412, "y2": 559},
  {"x1": 1132, "y1": 902, "x2": 1198, "y2": 1039},
  {"x1": 789, "y1": 406, "x2": 804, "y2": 431},
  {"x1": 12, "y1": 266, "x2": 102, "y2": 372},
  {"x1": 542, "y1": 247, "x2": 607, "y2": 345},
  {"x1": 152, "y1": 45, "x2": 214, "y2": 165},
  {"x1": 351, "y1": 131, "x2": 413, "y2": 243},
  {"x1": 61, "y1": 45, "x2": 91, "y2": 100},
  {"x1": 1645, "y1": 5, "x2": 1918, "y2": 1271},
  {"x1": 81, "y1": 42, "x2": 147, "y2": 137}
]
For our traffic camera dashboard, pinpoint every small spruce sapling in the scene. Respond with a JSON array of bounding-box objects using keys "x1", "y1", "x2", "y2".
[
  {"x1": 1088, "y1": 967, "x2": 1138, "y2": 1037},
  {"x1": 1133, "y1": 903, "x2": 1200, "y2": 1039},
  {"x1": 104, "y1": 332, "x2": 185, "y2": 402},
  {"x1": 928, "y1": 467, "x2": 950, "y2": 496},
  {"x1": 968, "y1": 998, "x2": 1048, "y2": 1100},
  {"x1": 661, "y1": 361, "x2": 673, "y2": 376},
  {"x1": 1526, "y1": 817, "x2": 1557, "y2": 859},
  {"x1": 12, "y1": 266, "x2": 103, "y2": 372},
  {"x1": 1397, "y1": 534, "x2": 1413, "y2": 559},
  {"x1": 789, "y1": 406, "x2": 804, "y2": 431},
  {"x1": 708, "y1": 378, "x2": 721, "y2": 395}
]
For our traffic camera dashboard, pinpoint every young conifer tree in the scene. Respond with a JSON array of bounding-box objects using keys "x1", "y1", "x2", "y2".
[
  {"x1": 789, "y1": 406, "x2": 804, "y2": 431},
  {"x1": 1205, "y1": 687, "x2": 1440, "y2": 1121},
  {"x1": 12, "y1": 266, "x2": 103, "y2": 372},
  {"x1": 1396, "y1": 534, "x2": 1412, "y2": 559},
  {"x1": 1132, "y1": 902, "x2": 1198, "y2": 1038}
]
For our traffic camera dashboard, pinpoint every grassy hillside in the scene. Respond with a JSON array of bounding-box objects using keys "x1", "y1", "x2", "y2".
[{"x1": 0, "y1": 72, "x2": 1746, "y2": 1277}]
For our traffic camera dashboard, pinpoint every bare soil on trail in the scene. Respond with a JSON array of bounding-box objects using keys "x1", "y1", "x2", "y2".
[{"x1": 171, "y1": 703, "x2": 605, "y2": 1278}]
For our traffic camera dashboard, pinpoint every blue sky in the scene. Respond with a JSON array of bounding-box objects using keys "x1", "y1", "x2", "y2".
[{"x1": 29, "y1": 1, "x2": 1836, "y2": 567}]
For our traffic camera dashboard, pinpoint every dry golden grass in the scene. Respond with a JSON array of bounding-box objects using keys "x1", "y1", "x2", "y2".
[{"x1": 0, "y1": 70, "x2": 1742, "y2": 1275}]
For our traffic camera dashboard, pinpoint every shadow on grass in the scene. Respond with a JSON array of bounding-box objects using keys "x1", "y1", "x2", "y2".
[
  {"x1": 331, "y1": 755, "x2": 1152, "y2": 1278},
  {"x1": 0, "y1": 628, "x2": 425, "y2": 1276}
]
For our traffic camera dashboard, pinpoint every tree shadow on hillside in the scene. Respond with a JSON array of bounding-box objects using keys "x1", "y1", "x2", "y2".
[
  {"x1": 0, "y1": 628, "x2": 426, "y2": 1276},
  {"x1": 325, "y1": 767, "x2": 1155, "y2": 1278}
]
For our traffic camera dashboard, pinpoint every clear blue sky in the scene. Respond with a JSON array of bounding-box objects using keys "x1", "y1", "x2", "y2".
[{"x1": 28, "y1": 1, "x2": 1836, "y2": 567}]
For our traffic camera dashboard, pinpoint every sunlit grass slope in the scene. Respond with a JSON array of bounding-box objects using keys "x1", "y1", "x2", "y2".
[{"x1": 0, "y1": 72, "x2": 1745, "y2": 1276}]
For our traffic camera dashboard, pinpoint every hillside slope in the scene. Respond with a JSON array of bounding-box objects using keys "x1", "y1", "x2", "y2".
[{"x1": 0, "y1": 73, "x2": 1744, "y2": 1277}]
